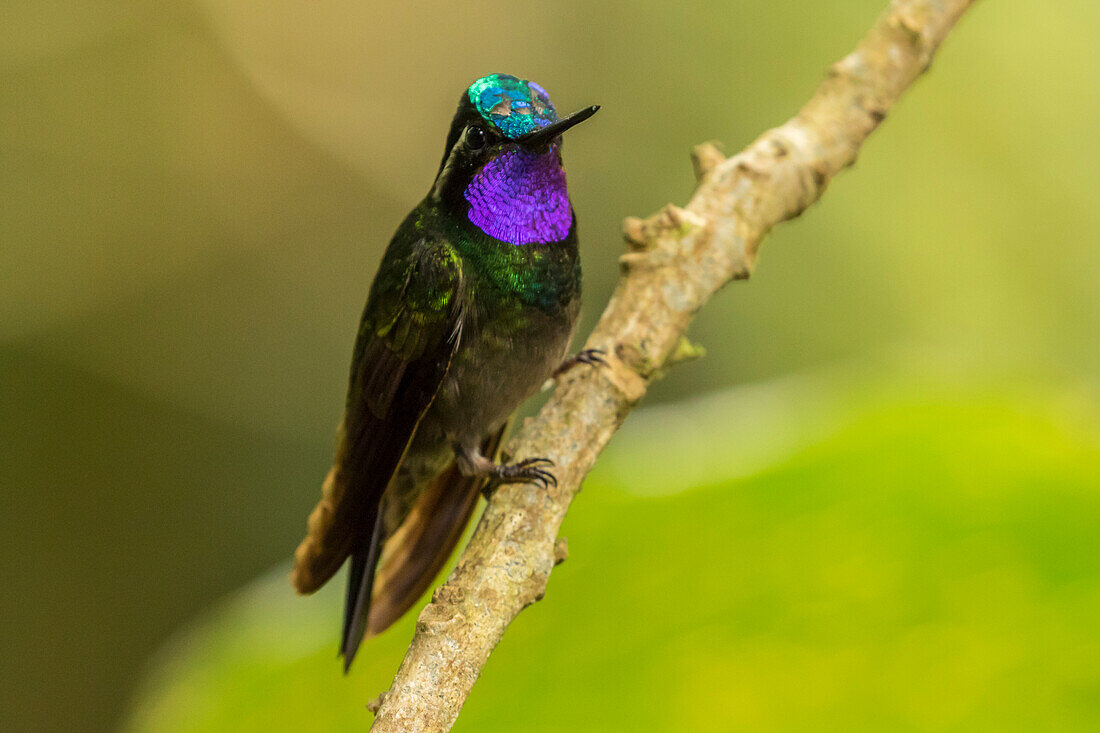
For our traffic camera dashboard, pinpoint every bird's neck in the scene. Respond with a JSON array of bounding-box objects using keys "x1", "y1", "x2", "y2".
[{"x1": 462, "y1": 148, "x2": 572, "y2": 246}]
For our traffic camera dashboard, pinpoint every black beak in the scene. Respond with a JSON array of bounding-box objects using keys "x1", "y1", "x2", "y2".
[{"x1": 512, "y1": 105, "x2": 600, "y2": 148}]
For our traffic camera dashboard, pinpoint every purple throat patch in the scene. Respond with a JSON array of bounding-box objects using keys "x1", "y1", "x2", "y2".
[{"x1": 464, "y1": 148, "x2": 572, "y2": 246}]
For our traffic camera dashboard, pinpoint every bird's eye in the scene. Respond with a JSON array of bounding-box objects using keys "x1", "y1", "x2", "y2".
[{"x1": 465, "y1": 125, "x2": 488, "y2": 153}]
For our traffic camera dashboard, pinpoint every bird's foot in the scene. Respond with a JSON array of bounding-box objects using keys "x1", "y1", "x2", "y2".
[
  {"x1": 479, "y1": 457, "x2": 554, "y2": 497},
  {"x1": 552, "y1": 348, "x2": 607, "y2": 379},
  {"x1": 481, "y1": 457, "x2": 557, "y2": 499},
  {"x1": 496, "y1": 457, "x2": 557, "y2": 487},
  {"x1": 455, "y1": 444, "x2": 558, "y2": 499}
]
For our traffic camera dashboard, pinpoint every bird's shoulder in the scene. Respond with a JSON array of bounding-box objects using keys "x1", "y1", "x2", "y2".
[{"x1": 359, "y1": 220, "x2": 466, "y2": 358}]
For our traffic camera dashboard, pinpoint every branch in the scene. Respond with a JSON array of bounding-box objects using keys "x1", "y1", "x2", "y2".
[{"x1": 370, "y1": 0, "x2": 975, "y2": 729}]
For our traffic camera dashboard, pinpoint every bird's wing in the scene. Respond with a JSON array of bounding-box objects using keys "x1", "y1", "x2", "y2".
[{"x1": 292, "y1": 235, "x2": 465, "y2": 620}]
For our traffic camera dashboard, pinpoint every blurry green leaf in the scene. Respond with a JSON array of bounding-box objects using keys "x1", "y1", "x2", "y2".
[{"x1": 125, "y1": 375, "x2": 1100, "y2": 732}]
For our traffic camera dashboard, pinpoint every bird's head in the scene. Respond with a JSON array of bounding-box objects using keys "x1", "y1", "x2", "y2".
[{"x1": 431, "y1": 73, "x2": 598, "y2": 246}]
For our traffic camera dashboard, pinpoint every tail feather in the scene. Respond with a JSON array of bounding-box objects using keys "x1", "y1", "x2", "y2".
[
  {"x1": 340, "y1": 515, "x2": 384, "y2": 670},
  {"x1": 365, "y1": 463, "x2": 483, "y2": 635},
  {"x1": 364, "y1": 425, "x2": 507, "y2": 641},
  {"x1": 311, "y1": 424, "x2": 507, "y2": 671},
  {"x1": 292, "y1": 429, "x2": 353, "y2": 595}
]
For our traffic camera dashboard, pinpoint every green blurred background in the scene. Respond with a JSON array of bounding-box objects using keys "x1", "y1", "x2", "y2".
[{"x1": 2, "y1": 1, "x2": 1098, "y2": 731}]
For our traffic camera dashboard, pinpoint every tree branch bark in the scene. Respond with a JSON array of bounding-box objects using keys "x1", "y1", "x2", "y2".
[{"x1": 370, "y1": 0, "x2": 976, "y2": 729}]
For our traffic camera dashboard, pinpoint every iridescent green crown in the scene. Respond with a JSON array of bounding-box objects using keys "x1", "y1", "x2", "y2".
[{"x1": 467, "y1": 74, "x2": 558, "y2": 139}]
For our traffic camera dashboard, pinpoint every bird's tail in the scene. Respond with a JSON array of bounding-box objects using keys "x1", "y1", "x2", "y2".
[
  {"x1": 340, "y1": 425, "x2": 507, "y2": 669},
  {"x1": 292, "y1": 429, "x2": 356, "y2": 595}
]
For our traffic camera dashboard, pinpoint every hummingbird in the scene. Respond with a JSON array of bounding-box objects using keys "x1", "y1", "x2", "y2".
[{"x1": 292, "y1": 74, "x2": 600, "y2": 670}]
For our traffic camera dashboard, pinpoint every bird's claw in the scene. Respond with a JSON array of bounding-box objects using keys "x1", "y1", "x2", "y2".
[
  {"x1": 553, "y1": 348, "x2": 607, "y2": 378},
  {"x1": 503, "y1": 457, "x2": 557, "y2": 489},
  {"x1": 482, "y1": 457, "x2": 557, "y2": 497},
  {"x1": 574, "y1": 348, "x2": 607, "y2": 367}
]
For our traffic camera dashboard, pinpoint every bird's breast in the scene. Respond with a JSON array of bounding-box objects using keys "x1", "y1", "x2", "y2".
[{"x1": 430, "y1": 291, "x2": 579, "y2": 445}]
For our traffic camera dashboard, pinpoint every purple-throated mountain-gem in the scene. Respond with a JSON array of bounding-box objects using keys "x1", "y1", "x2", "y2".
[{"x1": 292, "y1": 74, "x2": 599, "y2": 670}]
